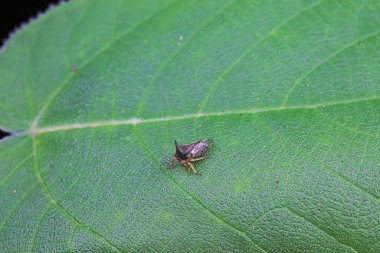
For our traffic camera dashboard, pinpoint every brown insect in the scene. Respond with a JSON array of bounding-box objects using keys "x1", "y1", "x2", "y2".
[
  {"x1": 71, "y1": 64, "x2": 78, "y2": 72},
  {"x1": 171, "y1": 139, "x2": 212, "y2": 176}
]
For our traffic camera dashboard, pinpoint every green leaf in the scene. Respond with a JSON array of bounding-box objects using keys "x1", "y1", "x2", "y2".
[{"x1": 1, "y1": 0, "x2": 379, "y2": 252}]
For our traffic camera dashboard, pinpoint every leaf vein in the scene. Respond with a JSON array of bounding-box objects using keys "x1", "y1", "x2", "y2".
[
  {"x1": 285, "y1": 207, "x2": 358, "y2": 253},
  {"x1": 0, "y1": 183, "x2": 39, "y2": 234},
  {"x1": 255, "y1": 114, "x2": 379, "y2": 200},
  {"x1": 31, "y1": 0, "x2": 179, "y2": 130},
  {"x1": 31, "y1": 137, "x2": 124, "y2": 253},
  {"x1": 29, "y1": 96, "x2": 380, "y2": 135},
  {"x1": 315, "y1": 110, "x2": 379, "y2": 139},
  {"x1": 244, "y1": 206, "x2": 286, "y2": 232},
  {"x1": 0, "y1": 154, "x2": 33, "y2": 186},
  {"x1": 198, "y1": 0, "x2": 328, "y2": 111},
  {"x1": 65, "y1": 0, "x2": 91, "y2": 69},
  {"x1": 25, "y1": 19, "x2": 43, "y2": 117},
  {"x1": 134, "y1": 0, "x2": 236, "y2": 116},
  {"x1": 30, "y1": 204, "x2": 54, "y2": 253},
  {"x1": 133, "y1": 127, "x2": 266, "y2": 252},
  {"x1": 67, "y1": 225, "x2": 78, "y2": 253},
  {"x1": 282, "y1": 29, "x2": 380, "y2": 106}
]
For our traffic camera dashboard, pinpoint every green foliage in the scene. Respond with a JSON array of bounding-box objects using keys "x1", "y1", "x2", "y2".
[{"x1": 1, "y1": 0, "x2": 379, "y2": 252}]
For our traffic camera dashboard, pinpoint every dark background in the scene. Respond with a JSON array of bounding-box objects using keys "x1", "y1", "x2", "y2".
[
  {"x1": 0, "y1": 1, "x2": 64, "y2": 44},
  {"x1": 0, "y1": 0, "x2": 63, "y2": 139}
]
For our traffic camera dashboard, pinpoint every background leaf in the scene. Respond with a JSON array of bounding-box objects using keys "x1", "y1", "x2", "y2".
[{"x1": 1, "y1": 0, "x2": 380, "y2": 252}]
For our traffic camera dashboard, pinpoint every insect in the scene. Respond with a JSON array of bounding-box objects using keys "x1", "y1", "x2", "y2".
[
  {"x1": 171, "y1": 139, "x2": 212, "y2": 176},
  {"x1": 71, "y1": 64, "x2": 78, "y2": 72}
]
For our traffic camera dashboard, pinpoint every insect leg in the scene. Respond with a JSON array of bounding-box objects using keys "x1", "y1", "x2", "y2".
[
  {"x1": 187, "y1": 161, "x2": 201, "y2": 176},
  {"x1": 171, "y1": 157, "x2": 176, "y2": 168},
  {"x1": 190, "y1": 157, "x2": 205, "y2": 162},
  {"x1": 181, "y1": 160, "x2": 190, "y2": 174}
]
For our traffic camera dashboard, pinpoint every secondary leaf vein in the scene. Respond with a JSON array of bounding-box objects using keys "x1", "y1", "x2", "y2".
[
  {"x1": 255, "y1": 114, "x2": 379, "y2": 200},
  {"x1": 282, "y1": 29, "x2": 380, "y2": 106},
  {"x1": 134, "y1": 0, "x2": 236, "y2": 116},
  {"x1": 31, "y1": 0, "x2": 179, "y2": 130},
  {"x1": 31, "y1": 136, "x2": 124, "y2": 253},
  {"x1": 198, "y1": 0, "x2": 328, "y2": 111},
  {"x1": 133, "y1": 126, "x2": 265, "y2": 252}
]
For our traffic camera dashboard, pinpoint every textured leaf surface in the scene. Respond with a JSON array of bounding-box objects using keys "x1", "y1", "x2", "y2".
[{"x1": 1, "y1": 0, "x2": 380, "y2": 252}]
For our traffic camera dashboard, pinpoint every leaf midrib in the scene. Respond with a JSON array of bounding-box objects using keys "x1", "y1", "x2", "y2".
[
  {"x1": 30, "y1": 0, "x2": 327, "y2": 131},
  {"x1": 2, "y1": 95, "x2": 375, "y2": 253},
  {"x1": 19, "y1": 0, "x2": 378, "y2": 141},
  {"x1": 26, "y1": 96, "x2": 379, "y2": 136}
]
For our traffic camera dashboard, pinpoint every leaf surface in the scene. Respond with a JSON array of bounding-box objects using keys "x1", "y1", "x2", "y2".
[{"x1": 0, "y1": 0, "x2": 379, "y2": 252}]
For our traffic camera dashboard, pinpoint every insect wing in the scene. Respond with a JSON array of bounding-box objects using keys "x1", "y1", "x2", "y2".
[
  {"x1": 189, "y1": 139, "x2": 211, "y2": 158},
  {"x1": 176, "y1": 142, "x2": 197, "y2": 157}
]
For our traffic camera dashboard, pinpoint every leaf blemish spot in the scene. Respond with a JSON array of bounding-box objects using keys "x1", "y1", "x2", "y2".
[
  {"x1": 71, "y1": 64, "x2": 78, "y2": 72},
  {"x1": 161, "y1": 211, "x2": 171, "y2": 222}
]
